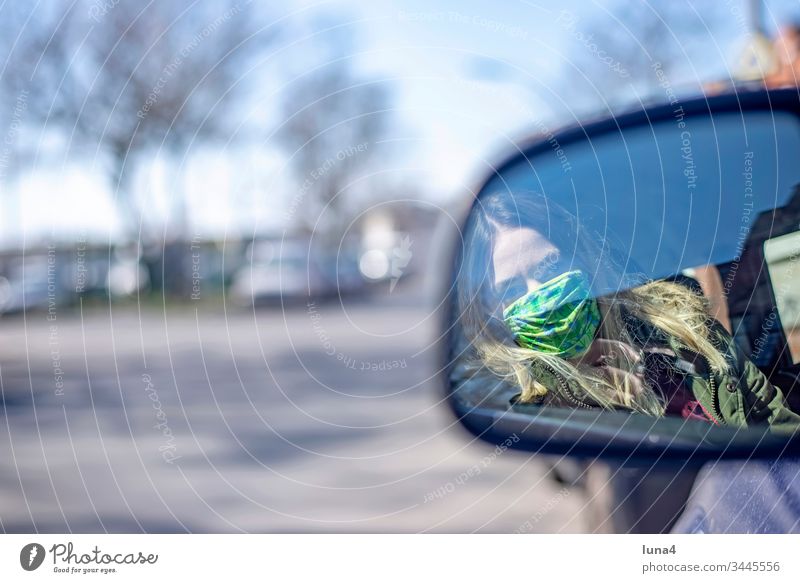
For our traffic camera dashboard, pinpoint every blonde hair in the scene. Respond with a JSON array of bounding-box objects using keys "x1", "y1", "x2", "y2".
[{"x1": 456, "y1": 192, "x2": 730, "y2": 416}]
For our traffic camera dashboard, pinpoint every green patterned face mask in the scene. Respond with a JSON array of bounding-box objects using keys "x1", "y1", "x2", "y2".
[{"x1": 502, "y1": 270, "x2": 601, "y2": 359}]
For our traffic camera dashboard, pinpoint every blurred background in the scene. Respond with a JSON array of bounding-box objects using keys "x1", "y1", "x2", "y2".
[{"x1": 2, "y1": 0, "x2": 800, "y2": 532}]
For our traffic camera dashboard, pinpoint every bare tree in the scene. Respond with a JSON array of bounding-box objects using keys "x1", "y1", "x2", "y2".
[
  {"x1": 553, "y1": 1, "x2": 728, "y2": 117},
  {"x1": 275, "y1": 56, "x2": 393, "y2": 239},
  {"x1": 0, "y1": 0, "x2": 276, "y2": 239}
]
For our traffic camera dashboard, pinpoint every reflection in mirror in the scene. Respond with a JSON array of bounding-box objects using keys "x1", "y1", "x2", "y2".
[
  {"x1": 448, "y1": 109, "x2": 800, "y2": 439},
  {"x1": 450, "y1": 190, "x2": 800, "y2": 435}
]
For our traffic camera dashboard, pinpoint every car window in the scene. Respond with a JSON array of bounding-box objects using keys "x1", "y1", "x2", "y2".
[{"x1": 765, "y1": 231, "x2": 800, "y2": 363}]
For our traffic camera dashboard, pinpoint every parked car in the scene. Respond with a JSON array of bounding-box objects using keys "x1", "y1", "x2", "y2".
[{"x1": 230, "y1": 239, "x2": 331, "y2": 305}]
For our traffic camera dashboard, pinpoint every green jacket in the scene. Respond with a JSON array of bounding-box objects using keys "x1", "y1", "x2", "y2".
[{"x1": 689, "y1": 323, "x2": 800, "y2": 434}]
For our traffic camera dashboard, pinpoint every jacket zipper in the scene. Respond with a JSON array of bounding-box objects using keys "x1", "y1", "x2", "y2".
[
  {"x1": 541, "y1": 363, "x2": 594, "y2": 409},
  {"x1": 701, "y1": 356, "x2": 726, "y2": 426}
]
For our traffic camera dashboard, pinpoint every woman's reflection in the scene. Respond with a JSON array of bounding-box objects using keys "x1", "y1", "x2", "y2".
[{"x1": 455, "y1": 192, "x2": 800, "y2": 432}]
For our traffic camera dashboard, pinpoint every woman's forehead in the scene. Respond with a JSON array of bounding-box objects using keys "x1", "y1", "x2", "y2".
[{"x1": 492, "y1": 226, "x2": 558, "y2": 285}]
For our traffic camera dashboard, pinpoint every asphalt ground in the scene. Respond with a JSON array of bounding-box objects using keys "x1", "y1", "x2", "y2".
[{"x1": 0, "y1": 281, "x2": 589, "y2": 532}]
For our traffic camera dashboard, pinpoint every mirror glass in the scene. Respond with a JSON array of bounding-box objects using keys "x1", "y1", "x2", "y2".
[{"x1": 449, "y1": 110, "x2": 800, "y2": 443}]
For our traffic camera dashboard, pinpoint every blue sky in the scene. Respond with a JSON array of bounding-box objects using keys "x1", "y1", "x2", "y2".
[{"x1": 3, "y1": 0, "x2": 800, "y2": 247}]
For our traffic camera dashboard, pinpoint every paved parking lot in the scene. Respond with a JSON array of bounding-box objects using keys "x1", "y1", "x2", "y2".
[{"x1": 0, "y1": 283, "x2": 590, "y2": 532}]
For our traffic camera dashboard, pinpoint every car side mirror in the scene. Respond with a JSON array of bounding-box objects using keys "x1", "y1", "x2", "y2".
[{"x1": 437, "y1": 89, "x2": 800, "y2": 463}]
